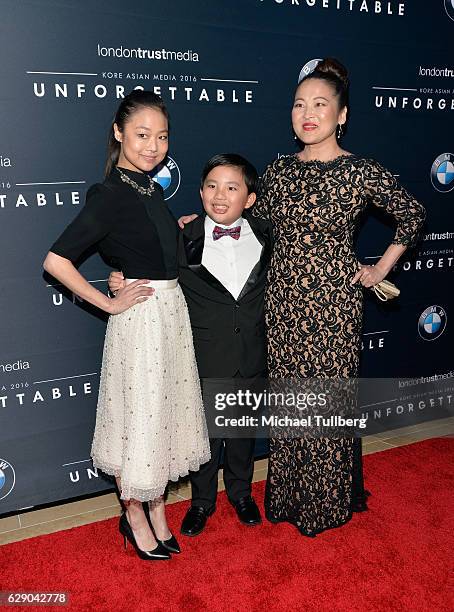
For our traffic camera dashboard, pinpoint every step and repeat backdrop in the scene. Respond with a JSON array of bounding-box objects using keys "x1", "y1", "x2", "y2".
[{"x1": 0, "y1": 0, "x2": 453, "y2": 513}]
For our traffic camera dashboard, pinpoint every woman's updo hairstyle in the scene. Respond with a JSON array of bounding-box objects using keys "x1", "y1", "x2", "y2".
[
  {"x1": 105, "y1": 89, "x2": 169, "y2": 176},
  {"x1": 300, "y1": 57, "x2": 349, "y2": 110}
]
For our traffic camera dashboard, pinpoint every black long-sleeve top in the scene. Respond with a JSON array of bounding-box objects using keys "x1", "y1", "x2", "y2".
[{"x1": 50, "y1": 167, "x2": 179, "y2": 279}]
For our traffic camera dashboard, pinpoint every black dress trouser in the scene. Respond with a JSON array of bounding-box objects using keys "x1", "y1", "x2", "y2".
[
  {"x1": 190, "y1": 370, "x2": 264, "y2": 509},
  {"x1": 190, "y1": 437, "x2": 256, "y2": 509}
]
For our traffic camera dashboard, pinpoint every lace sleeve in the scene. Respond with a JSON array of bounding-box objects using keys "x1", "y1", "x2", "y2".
[
  {"x1": 362, "y1": 159, "x2": 426, "y2": 247},
  {"x1": 251, "y1": 162, "x2": 274, "y2": 220}
]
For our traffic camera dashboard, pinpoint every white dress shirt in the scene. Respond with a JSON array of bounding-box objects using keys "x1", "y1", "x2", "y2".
[{"x1": 202, "y1": 216, "x2": 263, "y2": 300}]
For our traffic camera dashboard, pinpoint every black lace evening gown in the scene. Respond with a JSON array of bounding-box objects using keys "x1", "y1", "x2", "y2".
[{"x1": 253, "y1": 155, "x2": 425, "y2": 536}]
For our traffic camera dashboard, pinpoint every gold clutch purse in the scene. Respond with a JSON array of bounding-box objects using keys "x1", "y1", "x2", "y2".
[{"x1": 371, "y1": 279, "x2": 400, "y2": 302}]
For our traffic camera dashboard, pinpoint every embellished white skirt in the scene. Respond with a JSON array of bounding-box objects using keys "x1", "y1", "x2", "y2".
[{"x1": 91, "y1": 279, "x2": 211, "y2": 501}]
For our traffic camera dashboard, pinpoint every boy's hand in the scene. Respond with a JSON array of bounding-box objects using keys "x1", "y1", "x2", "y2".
[
  {"x1": 178, "y1": 213, "x2": 198, "y2": 229},
  {"x1": 108, "y1": 270, "x2": 126, "y2": 294}
]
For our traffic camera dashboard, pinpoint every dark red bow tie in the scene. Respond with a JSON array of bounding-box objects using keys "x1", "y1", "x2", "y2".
[{"x1": 212, "y1": 225, "x2": 241, "y2": 241}]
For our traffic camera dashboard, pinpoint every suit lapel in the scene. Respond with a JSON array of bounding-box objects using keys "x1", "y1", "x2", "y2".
[
  {"x1": 182, "y1": 212, "x2": 272, "y2": 302},
  {"x1": 182, "y1": 215, "x2": 233, "y2": 299},
  {"x1": 237, "y1": 213, "x2": 272, "y2": 301},
  {"x1": 183, "y1": 226, "x2": 204, "y2": 265}
]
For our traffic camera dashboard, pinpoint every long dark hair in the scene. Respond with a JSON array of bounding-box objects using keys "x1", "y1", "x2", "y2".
[{"x1": 105, "y1": 90, "x2": 169, "y2": 176}]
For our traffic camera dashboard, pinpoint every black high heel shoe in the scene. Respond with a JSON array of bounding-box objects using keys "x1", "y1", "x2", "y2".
[
  {"x1": 119, "y1": 513, "x2": 171, "y2": 560},
  {"x1": 144, "y1": 503, "x2": 181, "y2": 554},
  {"x1": 351, "y1": 489, "x2": 372, "y2": 513}
]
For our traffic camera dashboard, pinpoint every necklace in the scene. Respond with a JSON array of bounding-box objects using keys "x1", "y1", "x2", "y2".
[{"x1": 116, "y1": 167, "x2": 155, "y2": 196}]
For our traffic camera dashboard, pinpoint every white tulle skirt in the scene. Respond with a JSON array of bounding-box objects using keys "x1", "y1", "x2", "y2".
[{"x1": 91, "y1": 279, "x2": 211, "y2": 501}]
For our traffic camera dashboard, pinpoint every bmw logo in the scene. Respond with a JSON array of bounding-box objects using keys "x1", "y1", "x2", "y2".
[
  {"x1": 298, "y1": 58, "x2": 323, "y2": 84},
  {"x1": 431, "y1": 153, "x2": 454, "y2": 193},
  {"x1": 418, "y1": 305, "x2": 447, "y2": 341},
  {"x1": 151, "y1": 156, "x2": 181, "y2": 200},
  {"x1": 444, "y1": 0, "x2": 454, "y2": 21},
  {"x1": 0, "y1": 458, "x2": 16, "y2": 501}
]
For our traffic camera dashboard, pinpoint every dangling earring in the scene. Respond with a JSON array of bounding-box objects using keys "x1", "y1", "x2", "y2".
[
  {"x1": 294, "y1": 134, "x2": 298, "y2": 141},
  {"x1": 337, "y1": 124, "x2": 343, "y2": 140}
]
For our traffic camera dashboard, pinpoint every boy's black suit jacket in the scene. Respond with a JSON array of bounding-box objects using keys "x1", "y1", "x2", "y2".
[{"x1": 178, "y1": 211, "x2": 273, "y2": 378}]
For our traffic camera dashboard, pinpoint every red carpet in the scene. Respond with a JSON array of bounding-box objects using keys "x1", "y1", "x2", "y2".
[{"x1": 2, "y1": 439, "x2": 453, "y2": 612}]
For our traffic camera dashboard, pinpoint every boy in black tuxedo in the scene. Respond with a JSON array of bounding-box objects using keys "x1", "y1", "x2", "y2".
[
  {"x1": 110, "y1": 154, "x2": 272, "y2": 536},
  {"x1": 178, "y1": 154, "x2": 272, "y2": 536}
]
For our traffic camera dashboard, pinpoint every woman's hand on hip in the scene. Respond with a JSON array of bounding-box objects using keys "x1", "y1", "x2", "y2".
[
  {"x1": 107, "y1": 279, "x2": 154, "y2": 315},
  {"x1": 351, "y1": 264, "x2": 386, "y2": 288}
]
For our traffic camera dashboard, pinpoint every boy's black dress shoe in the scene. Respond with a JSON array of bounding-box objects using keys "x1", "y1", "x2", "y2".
[
  {"x1": 180, "y1": 506, "x2": 214, "y2": 536},
  {"x1": 231, "y1": 496, "x2": 262, "y2": 526}
]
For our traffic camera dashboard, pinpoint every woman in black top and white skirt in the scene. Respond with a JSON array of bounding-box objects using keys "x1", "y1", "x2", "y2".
[{"x1": 44, "y1": 91, "x2": 210, "y2": 560}]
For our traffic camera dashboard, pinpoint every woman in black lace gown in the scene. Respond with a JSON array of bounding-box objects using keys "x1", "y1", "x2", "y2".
[{"x1": 252, "y1": 58, "x2": 425, "y2": 536}]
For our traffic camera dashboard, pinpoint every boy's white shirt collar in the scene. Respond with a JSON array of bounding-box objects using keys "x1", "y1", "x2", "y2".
[
  {"x1": 201, "y1": 214, "x2": 261, "y2": 300},
  {"x1": 205, "y1": 215, "x2": 243, "y2": 230}
]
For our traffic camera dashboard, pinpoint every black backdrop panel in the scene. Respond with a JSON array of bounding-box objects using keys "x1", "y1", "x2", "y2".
[{"x1": 0, "y1": 0, "x2": 453, "y2": 513}]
